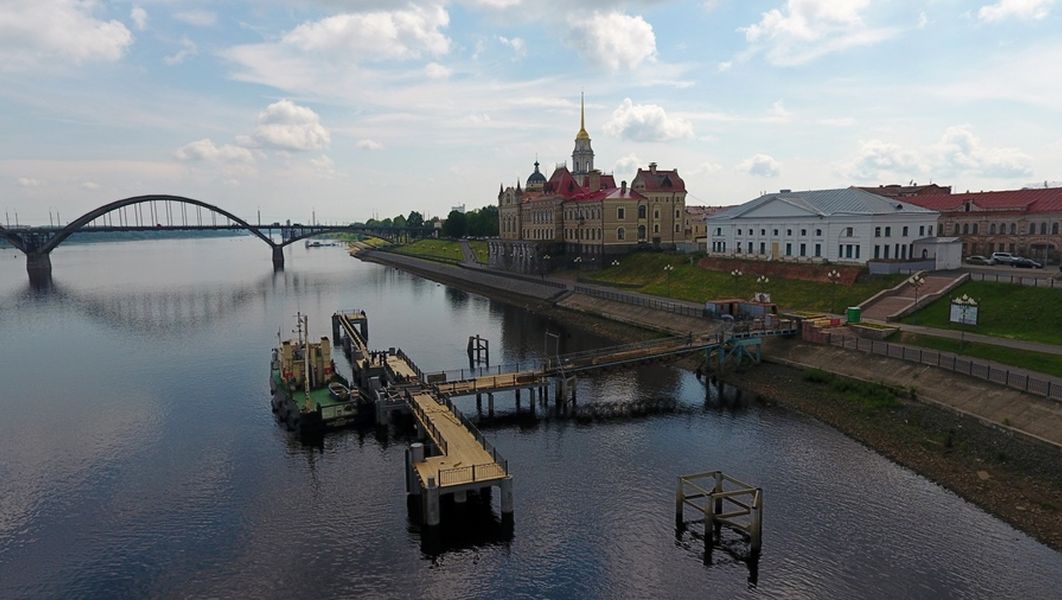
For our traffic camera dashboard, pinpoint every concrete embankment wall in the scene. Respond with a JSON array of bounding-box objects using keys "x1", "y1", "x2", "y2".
[{"x1": 766, "y1": 338, "x2": 1062, "y2": 449}]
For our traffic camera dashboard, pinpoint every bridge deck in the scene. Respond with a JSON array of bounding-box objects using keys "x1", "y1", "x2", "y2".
[{"x1": 409, "y1": 391, "x2": 507, "y2": 489}]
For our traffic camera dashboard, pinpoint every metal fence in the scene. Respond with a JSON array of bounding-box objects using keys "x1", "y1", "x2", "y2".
[
  {"x1": 967, "y1": 271, "x2": 1060, "y2": 288},
  {"x1": 824, "y1": 332, "x2": 1062, "y2": 402},
  {"x1": 574, "y1": 285, "x2": 706, "y2": 318}
]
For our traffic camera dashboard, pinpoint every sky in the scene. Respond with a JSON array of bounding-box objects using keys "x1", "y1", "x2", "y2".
[{"x1": 2, "y1": 0, "x2": 1062, "y2": 225}]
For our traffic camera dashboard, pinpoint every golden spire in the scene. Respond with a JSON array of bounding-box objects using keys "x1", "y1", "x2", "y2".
[{"x1": 576, "y1": 92, "x2": 590, "y2": 140}]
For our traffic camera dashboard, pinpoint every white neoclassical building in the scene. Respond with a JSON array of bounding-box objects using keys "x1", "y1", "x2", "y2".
[{"x1": 707, "y1": 188, "x2": 941, "y2": 264}]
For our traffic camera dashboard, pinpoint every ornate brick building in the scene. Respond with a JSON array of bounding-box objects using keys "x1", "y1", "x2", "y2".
[{"x1": 902, "y1": 188, "x2": 1062, "y2": 263}]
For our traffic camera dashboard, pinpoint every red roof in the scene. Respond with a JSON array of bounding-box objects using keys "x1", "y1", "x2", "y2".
[
  {"x1": 566, "y1": 187, "x2": 646, "y2": 203},
  {"x1": 903, "y1": 187, "x2": 1062, "y2": 215},
  {"x1": 632, "y1": 167, "x2": 686, "y2": 192}
]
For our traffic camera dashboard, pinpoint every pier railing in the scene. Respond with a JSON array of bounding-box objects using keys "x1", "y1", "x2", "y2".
[
  {"x1": 408, "y1": 392, "x2": 447, "y2": 455},
  {"x1": 394, "y1": 348, "x2": 425, "y2": 381},
  {"x1": 434, "y1": 391, "x2": 509, "y2": 484}
]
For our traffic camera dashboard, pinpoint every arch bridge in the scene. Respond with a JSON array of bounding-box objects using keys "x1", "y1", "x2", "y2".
[{"x1": 0, "y1": 195, "x2": 432, "y2": 281}]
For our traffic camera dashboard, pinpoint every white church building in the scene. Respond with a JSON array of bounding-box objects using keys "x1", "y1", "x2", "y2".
[{"x1": 707, "y1": 187, "x2": 941, "y2": 264}]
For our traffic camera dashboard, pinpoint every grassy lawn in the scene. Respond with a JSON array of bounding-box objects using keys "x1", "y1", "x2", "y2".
[
  {"x1": 469, "y1": 240, "x2": 488, "y2": 262},
  {"x1": 901, "y1": 281, "x2": 1062, "y2": 346},
  {"x1": 899, "y1": 332, "x2": 1062, "y2": 379},
  {"x1": 394, "y1": 239, "x2": 463, "y2": 263},
  {"x1": 583, "y1": 252, "x2": 904, "y2": 312}
]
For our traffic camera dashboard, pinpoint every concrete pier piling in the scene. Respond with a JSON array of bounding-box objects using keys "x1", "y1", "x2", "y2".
[
  {"x1": 424, "y1": 477, "x2": 441, "y2": 527},
  {"x1": 500, "y1": 476, "x2": 514, "y2": 515},
  {"x1": 676, "y1": 471, "x2": 763, "y2": 559},
  {"x1": 271, "y1": 245, "x2": 284, "y2": 269}
]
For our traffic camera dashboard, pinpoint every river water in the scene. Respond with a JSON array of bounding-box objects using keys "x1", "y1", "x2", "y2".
[{"x1": 0, "y1": 236, "x2": 1058, "y2": 599}]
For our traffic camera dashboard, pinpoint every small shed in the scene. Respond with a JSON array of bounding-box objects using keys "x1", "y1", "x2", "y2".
[
  {"x1": 912, "y1": 237, "x2": 962, "y2": 270},
  {"x1": 705, "y1": 298, "x2": 779, "y2": 319}
]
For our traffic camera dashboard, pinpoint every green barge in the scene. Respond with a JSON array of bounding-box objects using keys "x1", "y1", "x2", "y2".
[{"x1": 270, "y1": 313, "x2": 362, "y2": 434}]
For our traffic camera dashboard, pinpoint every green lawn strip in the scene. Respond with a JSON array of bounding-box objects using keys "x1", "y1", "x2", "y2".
[
  {"x1": 469, "y1": 240, "x2": 488, "y2": 262},
  {"x1": 392, "y1": 239, "x2": 465, "y2": 263},
  {"x1": 582, "y1": 252, "x2": 903, "y2": 312},
  {"x1": 801, "y1": 368, "x2": 905, "y2": 412},
  {"x1": 899, "y1": 332, "x2": 1062, "y2": 379},
  {"x1": 901, "y1": 280, "x2": 1062, "y2": 346}
]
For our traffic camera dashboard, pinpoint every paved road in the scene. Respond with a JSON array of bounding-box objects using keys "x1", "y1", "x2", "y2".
[
  {"x1": 963, "y1": 264, "x2": 1061, "y2": 279},
  {"x1": 897, "y1": 323, "x2": 1062, "y2": 356}
]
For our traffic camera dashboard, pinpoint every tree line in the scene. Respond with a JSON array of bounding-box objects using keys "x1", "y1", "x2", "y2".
[{"x1": 361, "y1": 206, "x2": 498, "y2": 239}]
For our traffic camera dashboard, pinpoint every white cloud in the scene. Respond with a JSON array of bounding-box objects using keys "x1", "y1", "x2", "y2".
[
  {"x1": 978, "y1": 0, "x2": 1054, "y2": 22},
  {"x1": 613, "y1": 153, "x2": 642, "y2": 180},
  {"x1": 81, "y1": 181, "x2": 101, "y2": 190},
  {"x1": 308, "y1": 154, "x2": 336, "y2": 177},
  {"x1": 0, "y1": 0, "x2": 134, "y2": 70},
  {"x1": 569, "y1": 12, "x2": 656, "y2": 71},
  {"x1": 282, "y1": 5, "x2": 450, "y2": 60},
  {"x1": 424, "y1": 62, "x2": 452, "y2": 79},
  {"x1": 130, "y1": 5, "x2": 148, "y2": 31},
  {"x1": 175, "y1": 138, "x2": 255, "y2": 164},
  {"x1": 843, "y1": 126, "x2": 1034, "y2": 180},
  {"x1": 603, "y1": 98, "x2": 694, "y2": 142},
  {"x1": 17, "y1": 177, "x2": 45, "y2": 188},
  {"x1": 738, "y1": 154, "x2": 781, "y2": 177},
  {"x1": 251, "y1": 100, "x2": 331, "y2": 151},
  {"x1": 917, "y1": 11, "x2": 928, "y2": 29},
  {"x1": 498, "y1": 35, "x2": 526, "y2": 58},
  {"x1": 173, "y1": 10, "x2": 217, "y2": 27},
  {"x1": 164, "y1": 37, "x2": 198, "y2": 65},
  {"x1": 357, "y1": 139, "x2": 384, "y2": 150},
  {"x1": 740, "y1": 0, "x2": 897, "y2": 66}
]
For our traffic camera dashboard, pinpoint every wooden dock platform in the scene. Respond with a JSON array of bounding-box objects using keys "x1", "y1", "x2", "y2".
[{"x1": 408, "y1": 391, "x2": 508, "y2": 488}]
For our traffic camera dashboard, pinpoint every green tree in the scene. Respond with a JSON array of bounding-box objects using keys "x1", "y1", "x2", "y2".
[
  {"x1": 380, "y1": 217, "x2": 393, "y2": 228},
  {"x1": 442, "y1": 210, "x2": 467, "y2": 238},
  {"x1": 392, "y1": 214, "x2": 407, "y2": 228},
  {"x1": 406, "y1": 211, "x2": 424, "y2": 228}
]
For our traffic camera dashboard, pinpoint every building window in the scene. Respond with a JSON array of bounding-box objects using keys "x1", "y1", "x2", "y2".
[
  {"x1": 737, "y1": 228, "x2": 742, "y2": 235},
  {"x1": 654, "y1": 209, "x2": 660, "y2": 219},
  {"x1": 638, "y1": 205, "x2": 647, "y2": 219},
  {"x1": 618, "y1": 207, "x2": 625, "y2": 220},
  {"x1": 838, "y1": 244, "x2": 843, "y2": 258},
  {"x1": 928, "y1": 225, "x2": 934, "y2": 236},
  {"x1": 675, "y1": 224, "x2": 680, "y2": 233},
  {"x1": 1009, "y1": 223, "x2": 1016, "y2": 234},
  {"x1": 759, "y1": 242, "x2": 765, "y2": 254},
  {"x1": 785, "y1": 243, "x2": 792, "y2": 256},
  {"x1": 800, "y1": 243, "x2": 807, "y2": 257},
  {"x1": 638, "y1": 225, "x2": 646, "y2": 240},
  {"x1": 653, "y1": 224, "x2": 660, "y2": 234},
  {"x1": 801, "y1": 229, "x2": 807, "y2": 236},
  {"x1": 816, "y1": 229, "x2": 822, "y2": 236},
  {"x1": 954, "y1": 223, "x2": 961, "y2": 235},
  {"x1": 617, "y1": 227, "x2": 625, "y2": 240},
  {"x1": 883, "y1": 245, "x2": 890, "y2": 259},
  {"x1": 761, "y1": 229, "x2": 766, "y2": 236},
  {"x1": 773, "y1": 229, "x2": 779, "y2": 236},
  {"x1": 972, "y1": 223, "x2": 978, "y2": 234},
  {"x1": 748, "y1": 242, "x2": 753, "y2": 253},
  {"x1": 716, "y1": 227, "x2": 722, "y2": 236},
  {"x1": 990, "y1": 223, "x2": 996, "y2": 234},
  {"x1": 962, "y1": 223, "x2": 969, "y2": 235},
  {"x1": 856, "y1": 245, "x2": 861, "y2": 259},
  {"x1": 1041, "y1": 222, "x2": 1048, "y2": 235},
  {"x1": 1054, "y1": 223, "x2": 1060, "y2": 235},
  {"x1": 902, "y1": 226, "x2": 909, "y2": 237},
  {"x1": 815, "y1": 243, "x2": 822, "y2": 257},
  {"x1": 675, "y1": 210, "x2": 681, "y2": 219},
  {"x1": 875, "y1": 226, "x2": 881, "y2": 237},
  {"x1": 874, "y1": 245, "x2": 880, "y2": 259},
  {"x1": 787, "y1": 229, "x2": 793, "y2": 236},
  {"x1": 884, "y1": 226, "x2": 891, "y2": 237}
]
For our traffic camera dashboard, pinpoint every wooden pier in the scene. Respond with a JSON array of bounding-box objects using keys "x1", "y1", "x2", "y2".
[{"x1": 676, "y1": 471, "x2": 763, "y2": 558}]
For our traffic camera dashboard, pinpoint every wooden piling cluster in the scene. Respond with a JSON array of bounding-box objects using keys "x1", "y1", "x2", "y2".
[{"x1": 676, "y1": 471, "x2": 763, "y2": 558}]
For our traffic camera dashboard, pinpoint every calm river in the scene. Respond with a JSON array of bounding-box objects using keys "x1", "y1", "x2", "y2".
[{"x1": 0, "y1": 236, "x2": 1059, "y2": 599}]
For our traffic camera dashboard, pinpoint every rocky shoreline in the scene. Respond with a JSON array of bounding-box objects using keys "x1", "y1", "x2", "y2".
[{"x1": 356, "y1": 249, "x2": 1062, "y2": 553}]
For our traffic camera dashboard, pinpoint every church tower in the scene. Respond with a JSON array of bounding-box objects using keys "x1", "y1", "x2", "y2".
[{"x1": 572, "y1": 93, "x2": 594, "y2": 186}]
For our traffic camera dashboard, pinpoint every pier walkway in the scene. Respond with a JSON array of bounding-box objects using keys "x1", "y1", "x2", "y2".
[{"x1": 407, "y1": 390, "x2": 508, "y2": 487}]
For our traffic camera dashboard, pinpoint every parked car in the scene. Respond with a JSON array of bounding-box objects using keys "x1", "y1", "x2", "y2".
[
  {"x1": 1012, "y1": 257, "x2": 1043, "y2": 269},
  {"x1": 965, "y1": 255, "x2": 994, "y2": 265},
  {"x1": 990, "y1": 251, "x2": 1017, "y2": 264}
]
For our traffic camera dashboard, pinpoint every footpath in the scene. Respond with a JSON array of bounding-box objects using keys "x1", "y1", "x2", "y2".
[{"x1": 894, "y1": 323, "x2": 1062, "y2": 357}]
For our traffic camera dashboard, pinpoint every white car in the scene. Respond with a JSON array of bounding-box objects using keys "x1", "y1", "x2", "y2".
[{"x1": 990, "y1": 251, "x2": 1017, "y2": 265}]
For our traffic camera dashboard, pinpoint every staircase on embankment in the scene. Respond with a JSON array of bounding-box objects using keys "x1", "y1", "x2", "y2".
[{"x1": 860, "y1": 273, "x2": 965, "y2": 321}]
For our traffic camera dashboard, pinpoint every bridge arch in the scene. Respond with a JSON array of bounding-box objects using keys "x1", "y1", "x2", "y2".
[
  {"x1": 0, "y1": 225, "x2": 29, "y2": 253},
  {"x1": 39, "y1": 194, "x2": 275, "y2": 254}
]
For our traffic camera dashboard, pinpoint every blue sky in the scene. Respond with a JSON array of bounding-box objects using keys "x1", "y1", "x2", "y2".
[{"x1": 2, "y1": 0, "x2": 1061, "y2": 225}]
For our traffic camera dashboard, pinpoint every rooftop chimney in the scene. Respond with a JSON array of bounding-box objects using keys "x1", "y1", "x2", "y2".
[
  {"x1": 621, "y1": 180, "x2": 627, "y2": 194},
  {"x1": 648, "y1": 162, "x2": 657, "y2": 173},
  {"x1": 780, "y1": 188, "x2": 791, "y2": 193}
]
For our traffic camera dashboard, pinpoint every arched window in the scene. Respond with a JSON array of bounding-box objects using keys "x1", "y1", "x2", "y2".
[
  {"x1": 638, "y1": 225, "x2": 646, "y2": 240},
  {"x1": 617, "y1": 227, "x2": 625, "y2": 240},
  {"x1": 1054, "y1": 223, "x2": 1060, "y2": 235},
  {"x1": 962, "y1": 223, "x2": 969, "y2": 234},
  {"x1": 1010, "y1": 223, "x2": 1016, "y2": 234},
  {"x1": 990, "y1": 223, "x2": 996, "y2": 234},
  {"x1": 1041, "y1": 222, "x2": 1048, "y2": 235}
]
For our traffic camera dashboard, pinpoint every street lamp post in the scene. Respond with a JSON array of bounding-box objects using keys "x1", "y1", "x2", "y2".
[
  {"x1": 954, "y1": 293, "x2": 978, "y2": 350},
  {"x1": 826, "y1": 269, "x2": 841, "y2": 314},
  {"x1": 908, "y1": 273, "x2": 926, "y2": 305},
  {"x1": 611, "y1": 259, "x2": 620, "y2": 268},
  {"x1": 541, "y1": 253, "x2": 551, "y2": 279},
  {"x1": 664, "y1": 263, "x2": 675, "y2": 297}
]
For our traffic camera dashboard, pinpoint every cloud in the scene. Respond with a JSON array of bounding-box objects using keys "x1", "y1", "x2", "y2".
[
  {"x1": 424, "y1": 62, "x2": 452, "y2": 79},
  {"x1": 569, "y1": 12, "x2": 656, "y2": 71},
  {"x1": 843, "y1": 126, "x2": 1034, "y2": 180},
  {"x1": 17, "y1": 177, "x2": 45, "y2": 188},
  {"x1": 356, "y1": 139, "x2": 384, "y2": 150},
  {"x1": 603, "y1": 98, "x2": 694, "y2": 142},
  {"x1": 173, "y1": 10, "x2": 217, "y2": 27},
  {"x1": 498, "y1": 35, "x2": 526, "y2": 58},
  {"x1": 307, "y1": 154, "x2": 336, "y2": 177},
  {"x1": 739, "y1": 154, "x2": 781, "y2": 177},
  {"x1": 978, "y1": 0, "x2": 1054, "y2": 22},
  {"x1": 0, "y1": 0, "x2": 134, "y2": 70},
  {"x1": 740, "y1": 0, "x2": 898, "y2": 66},
  {"x1": 613, "y1": 153, "x2": 642, "y2": 179},
  {"x1": 281, "y1": 5, "x2": 450, "y2": 60},
  {"x1": 175, "y1": 138, "x2": 255, "y2": 164},
  {"x1": 81, "y1": 181, "x2": 101, "y2": 190},
  {"x1": 251, "y1": 100, "x2": 331, "y2": 151},
  {"x1": 130, "y1": 5, "x2": 148, "y2": 31},
  {"x1": 164, "y1": 37, "x2": 198, "y2": 65}
]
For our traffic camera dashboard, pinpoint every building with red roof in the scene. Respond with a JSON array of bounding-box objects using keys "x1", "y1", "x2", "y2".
[
  {"x1": 898, "y1": 187, "x2": 1062, "y2": 262},
  {"x1": 490, "y1": 96, "x2": 693, "y2": 273}
]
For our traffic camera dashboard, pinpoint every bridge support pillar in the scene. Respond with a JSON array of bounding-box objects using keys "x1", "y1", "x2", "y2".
[
  {"x1": 26, "y1": 252, "x2": 52, "y2": 280},
  {"x1": 454, "y1": 490, "x2": 467, "y2": 504},
  {"x1": 271, "y1": 245, "x2": 284, "y2": 269},
  {"x1": 424, "y1": 477, "x2": 441, "y2": 527},
  {"x1": 500, "y1": 476, "x2": 514, "y2": 515}
]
